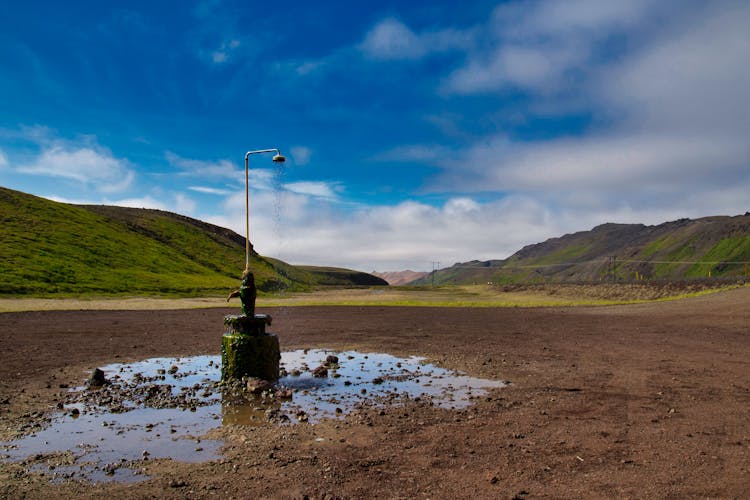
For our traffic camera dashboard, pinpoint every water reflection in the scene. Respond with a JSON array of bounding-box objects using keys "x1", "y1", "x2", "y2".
[{"x1": 1, "y1": 349, "x2": 505, "y2": 483}]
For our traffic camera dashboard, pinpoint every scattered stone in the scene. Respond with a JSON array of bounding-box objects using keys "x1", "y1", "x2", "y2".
[
  {"x1": 169, "y1": 479, "x2": 187, "y2": 488},
  {"x1": 168, "y1": 365, "x2": 179, "y2": 375},
  {"x1": 312, "y1": 365, "x2": 328, "y2": 378},
  {"x1": 88, "y1": 368, "x2": 107, "y2": 388},
  {"x1": 276, "y1": 388, "x2": 293, "y2": 399},
  {"x1": 325, "y1": 355, "x2": 339, "y2": 367},
  {"x1": 102, "y1": 462, "x2": 118, "y2": 476}
]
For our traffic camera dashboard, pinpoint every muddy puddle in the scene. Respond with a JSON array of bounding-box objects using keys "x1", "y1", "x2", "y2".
[{"x1": 1, "y1": 349, "x2": 505, "y2": 483}]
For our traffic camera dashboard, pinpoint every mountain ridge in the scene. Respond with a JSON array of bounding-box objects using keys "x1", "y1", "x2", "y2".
[{"x1": 407, "y1": 215, "x2": 750, "y2": 285}]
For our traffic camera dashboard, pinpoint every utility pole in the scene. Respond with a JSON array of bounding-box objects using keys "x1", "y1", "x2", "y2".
[
  {"x1": 607, "y1": 256, "x2": 617, "y2": 282},
  {"x1": 431, "y1": 261, "x2": 440, "y2": 287}
]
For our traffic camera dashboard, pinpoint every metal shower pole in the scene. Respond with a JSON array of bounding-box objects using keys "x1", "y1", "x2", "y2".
[{"x1": 244, "y1": 149, "x2": 285, "y2": 271}]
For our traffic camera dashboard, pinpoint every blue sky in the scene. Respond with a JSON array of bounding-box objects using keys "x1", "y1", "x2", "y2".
[{"x1": 1, "y1": 1, "x2": 749, "y2": 272}]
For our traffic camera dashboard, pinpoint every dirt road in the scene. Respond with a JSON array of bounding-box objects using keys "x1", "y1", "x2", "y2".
[{"x1": 1, "y1": 288, "x2": 749, "y2": 498}]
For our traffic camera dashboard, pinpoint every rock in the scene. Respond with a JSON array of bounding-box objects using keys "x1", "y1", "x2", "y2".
[
  {"x1": 276, "y1": 388, "x2": 293, "y2": 399},
  {"x1": 312, "y1": 365, "x2": 328, "y2": 378},
  {"x1": 246, "y1": 378, "x2": 273, "y2": 394},
  {"x1": 88, "y1": 368, "x2": 107, "y2": 388},
  {"x1": 325, "y1": 355, "x2": 339, "y2": 367},
  {"x1": 168, "y1": 365, "x2": 179, "y2": 375},
  {"x1": 169, "y1": 479, "x2": 187, "y2": 488}
]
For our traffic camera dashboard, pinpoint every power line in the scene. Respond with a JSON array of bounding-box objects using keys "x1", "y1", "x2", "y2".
[
  {"x1": 438, "y1": 258, "x2": 750, "y2": 271},
  {"x1": 431, "y1": 261, "x2": 441, "y2": 287}
]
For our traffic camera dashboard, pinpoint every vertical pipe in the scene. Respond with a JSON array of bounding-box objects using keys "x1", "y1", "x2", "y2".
[{"x1": 245, "y1": 155, "x2": 250, "y2": 271}]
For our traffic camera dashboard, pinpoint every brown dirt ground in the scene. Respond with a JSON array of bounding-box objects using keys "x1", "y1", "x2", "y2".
[{"x1": 1, "y1": 288, "x2": 749, "y2": 499}]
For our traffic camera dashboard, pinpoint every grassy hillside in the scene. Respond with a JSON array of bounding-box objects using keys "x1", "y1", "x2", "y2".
[
  {"x1": 0, "y1": 187, "x2": 378, "y2": 296},
  {"x1": 411, "y1": 216, "x2": 750, "y2": 285},
  {"x1": 408, "y1": 260, "x2": 505, "y2": 286},
  {"x1": 297, "y1": 266, "x2": 388, "y2": 286}
]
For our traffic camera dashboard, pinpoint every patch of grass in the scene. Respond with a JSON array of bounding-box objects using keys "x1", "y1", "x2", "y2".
[{"x1": 686, "y1": 236, "x2": 750, "y2": 277}]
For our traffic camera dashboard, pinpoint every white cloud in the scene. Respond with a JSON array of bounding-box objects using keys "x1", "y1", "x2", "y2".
[
  {"x1": 17, "y1": 138, "x2": 135, "y2": 193},
  {"x1": 0, "y1": 149, "x2": 8, "y2": 168},
  {"x1": 290, "y1": 146, "x2": 312, "y2": 166},
  {"x1": 47, "y1": 194, "x2": 165, "y2": 210},
  {"x1": 188, "y1": 185, "x2": 234, "y2": 196},
  {"x1": 283, "y1": 181, "x2": 340, "y2": 200},
  {"x1": 373, "y1": 144, "x2": 454, "y2": 163},
  {"x1": 203, "y1": 187, "x2": 561, "y2": 271},
  {"x1": 166, "y1": 151, "x2": 240, "y2": 180},
  {"x1": 359, "y1": 17, "x2": 472, "y2": 61},
  {"x1": 46, "y1": 191, "x2": 197, "y2": 215},
  {"x1": 442, "y1": 0, "x2": 660, "y2": 95},
  {"x1": 440, "y1": 133, "x2": 748, "y2": 194},
  {"x1": 210, "y1": 39, "x2": 241, "y2": 63},
  {"x1": 599, "y1": 3, "x2": 750, "y2": 136},
  {"x1": 446, "y1": 43, "x2": 586, "y2": 94},
  {"x1": 174, "y1": 193, "x2": 197, "y2": 214},
  {"x1": 359, "y1": 18, "x2": 425, "y2": 60}
]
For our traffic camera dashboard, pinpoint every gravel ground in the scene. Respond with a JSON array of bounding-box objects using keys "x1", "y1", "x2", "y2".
[{"x1": 1, "y1": 287, "x2": 749, "y2": 498}]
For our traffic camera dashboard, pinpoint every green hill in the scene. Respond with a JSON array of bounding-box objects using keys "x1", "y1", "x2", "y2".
[
  {"x1": 0, "y1": 186, "x2": 383, "y2": 296},
  {"x1": 410, "y1": 216, "x2": 750, "y2": 285},
  {"x1": 297, "y1": 266, "x2": 387, "y2": 286},
  {"x1": 409, "y1": 260, "x2": 506, "y2": 286}
]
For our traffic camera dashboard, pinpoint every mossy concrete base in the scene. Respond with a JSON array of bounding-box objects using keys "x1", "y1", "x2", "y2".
[
  {"x1": 221, "y1": 333, "x2": 280, "y2": 381},
  {"x1": 223, "y1": 314, "x2": 272, "y2": 336}
]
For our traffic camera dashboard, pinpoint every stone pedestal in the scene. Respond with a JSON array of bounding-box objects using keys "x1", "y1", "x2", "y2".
[{"x1": 221, "y1": 314, "x2": 280, "y2": 381}]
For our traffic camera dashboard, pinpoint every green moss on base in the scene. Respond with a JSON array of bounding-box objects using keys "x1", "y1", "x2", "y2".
[{"x1": 221, "y1": 333, "x2": 280, "y2": 381}]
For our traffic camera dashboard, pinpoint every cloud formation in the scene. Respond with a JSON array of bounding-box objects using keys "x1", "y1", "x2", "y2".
[
  {"x1": 359, "y1": 17, "x2": 471, "y2": 61},
  {"x1": 16, "y1": 135, "x2": 135, "y2": 193},
  {"x1": 415, "y1": 2, "x2": 750, "y2": 227},
  {"x1": 290, "y1": 146, "x2": 312, "y2": 166},
  {"x1": 283, "y1": 181, "x2": 341, "y2": 200},
  {"x1": 165, "y1": 151, "x2": 240, "y2": 179}
]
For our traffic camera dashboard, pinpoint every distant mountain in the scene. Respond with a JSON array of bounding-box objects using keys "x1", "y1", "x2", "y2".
[
  {"x1": 371, "y1": 270, "x2": 429, "y2": 286},
  {"x1": 406, "y1": 262, "x2": 505, "y2": 286},
  {"x1": 407, "y1": 216, "x2": 750, "y2": 285},
  {"x1": 0, "y1": 186, "x2": 384, "y2": 295}
]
